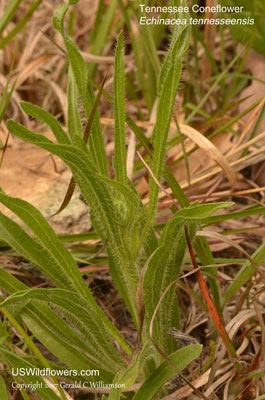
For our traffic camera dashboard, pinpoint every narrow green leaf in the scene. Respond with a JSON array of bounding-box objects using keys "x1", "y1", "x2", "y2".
[
  {"x1": 140, "y1": 23, "x2": 190, "y2": 247},
  {"x1": 0, "y1": 211, "x2": 72, "y2": 289},
  {"x1": 203, "y1": 203, "x2": 265, "y2": 226},
  {"x1": 0, "y1": 0, "x2": 21, "y2": 34},
  {"x1": 148, "y1": 58, "x2": 181, "y2": 221},
  {"x1": 114, "y1": 32, "x2": 127, "y2": 185},
  {"x1": 108, "y1": 356, "x2": 140, "y2": 400},
  {"x1": 87, "y1": 80, "x2": 108, "y2": 176},
  {"x1": 64, "y1": 34, "x2": 90, "y2": 115},
  {"x1": 87, "y1": 0, "x2": 118, "y2": 77},
  {"x1": 0, "y1": 376, "x2": 8, "y2": 400},
  {"x1": 144, "y1": 219, "x2": 187, "y2": 352},
  {"x1": 6, "y1": 119, "x2": 139, "y2": 326},
  {"x1": 7, "y1": 120, "x2": 53, "y2": 146},
  {"x1": 0, "y1": 0, "x2": 42, "y2": 49},
  {"x1": 0, "y1": 288, "x2": 124, "y2": 370},
  {"x1": 67, "y1": 66, "x2": 83, "y2": 141},
  {"x1": 53, "y1": 3, "x2": 69, "y2": 33},
  {"x1": 223, "y1": 242, "x2": 265, "y2": 306},
  {"x1": 0, "y1": 190, "x2": 90, "y2": 299},
  {"x1": 20, "y1": 101, "x2": 70, "y2": 145},
  {"x1": 133, "y1": 345, "x2": 202, "y2": 400},
  {"x1": 0, "y1": 269, "x2": 118, "y2": 378},
  {"x1": 144, "y1": 202, "x2": 233, "y2": 351}
]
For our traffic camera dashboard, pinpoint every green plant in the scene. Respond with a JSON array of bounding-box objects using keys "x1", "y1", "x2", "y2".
[
  {"x1": 0, "y1": 0, "x2": 43, "y2": 49},
  {"x1": 221, "y1": 0, "x2": 265, "y2": 55},
  {"x1": 1, "y1": 0, "x2": 265, "y2": 399}
]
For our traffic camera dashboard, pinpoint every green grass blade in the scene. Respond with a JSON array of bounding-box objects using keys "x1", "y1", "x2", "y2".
[
  {"x1": 0, "y1": 0, "x2": 43, "y2": 49},
  {"x1": 223, "y1": 242, "x2": 265, "y2": 307},
  {"x1": 0, "y1": 42, "x2": 18, "y2": 123},
  {"x1": 185, "y1": 43, "x2": 249, "y2": 124},
  {"x1": 0, "y1": 0, "x2": 21, "y2": 34},
  {"x1": 203, "y1": 203, "x2": 265, "y2": 226},
  {"x1": 87, "y1": 0, "x2": 118, "y2": 78},
  {"x1": 118, "y1": 0, "x2": 153, "y2": 111}
]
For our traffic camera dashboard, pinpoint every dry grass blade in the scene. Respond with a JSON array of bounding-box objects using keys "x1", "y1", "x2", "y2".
[
  {"x1": 227, "y1": 129, "x2": 265, "y2": 158},
  {"x1": 236, "y1": 350, "x2": 260, "y2": 400},
  {"x1": 252, "y1": 288, "x2": 265, "y2": 363},
  {"x1": 196, "y1": 231, "x2": 265, "y2": 283},
  {"x1": 14, "y1": 53, "x2": 55, "y2": 88},
  {"x1": 228, "y1": 96, "x2": 265, "y2": 153},
  {"x1": 0, "y1": 132, "x2": 9, "y2": 168},
  {"x1": 126, "y1": 130, "x2": 136, "y2": 180},
  {"x1": 52, "y1": 176, "x2": 76, "y2": 217},
  {"x1": 136, "y1": 150, "x2": 178, "y2": 207},
  {"x1": 179, "y1": 124, "x2": 236, "y2": 190},
  {"x1": 204, "y1": 370, "x2": 235, "y2": 398},
  {"x1": 162, "y1": 370, "x2": 211, "y2": 400},
  {"x1": 83, "y1": 74, "x2": 107, "y2": 144}
]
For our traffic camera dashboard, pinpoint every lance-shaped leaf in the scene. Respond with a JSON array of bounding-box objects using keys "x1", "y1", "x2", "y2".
[
  {"x1": 132, "y1": 345, "x2": 202, "y2": 400},
  {"x1": 6, "y1": 120, "x2": 139, "y2": 324},
  {"x1": 0, "y1": 269, "x2": 122, "y2": 377},
  {"x1": 20, "y1": 101, "x2": 70, "y2": 145},
  {"x1": 148, "y1": 26, "x2": 189, "y2": 225},
  {"x1": 86, "y1": 80, "x2": 108, "y2": 176},
  {"x1": 0, "y1": 187, "x2": 130, "y2": 354},
  {"x1": 143, "y1": 202, "x2": 233, "y2": 353},
  {"x1": 67, "y1": 65, "x2": 83, "y2": 141},
  {"x1": 0, "y1": 288, "x2": 124, "y2": 370},
  {"x1": 54, "y1": 2, "x2": 108, "y2": 175},
  {"x1": 113, "y1": 32, "x2": 127, "y2": 185}
]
